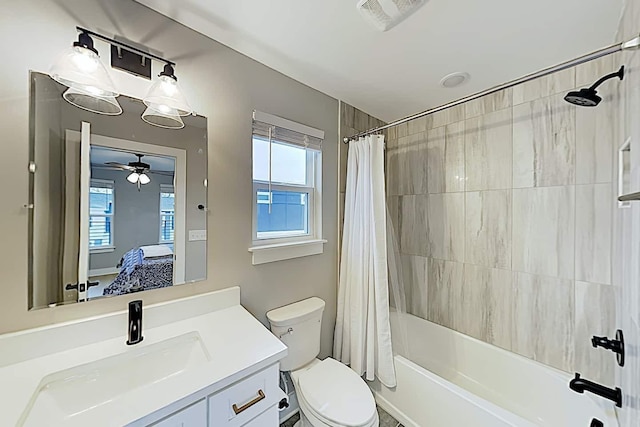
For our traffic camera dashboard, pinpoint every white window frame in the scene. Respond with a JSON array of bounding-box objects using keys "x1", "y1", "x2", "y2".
[
  {"x1": 159, "y1": 184, "x2": 176, "y2": 244},
  {"x1": 249, "y1": 113, "x2": 326, "y2": 265},
  {"x1": 89, "y1": 178, "x2": 115, "y2": 253}
]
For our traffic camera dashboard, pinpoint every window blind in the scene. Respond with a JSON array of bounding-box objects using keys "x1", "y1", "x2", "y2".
[{"x1": 252, "y1": 110, "x2": 324, "y2": 151}]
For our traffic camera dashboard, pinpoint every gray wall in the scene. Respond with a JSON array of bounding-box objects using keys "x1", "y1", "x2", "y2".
[
  {"x1": 89, "y1": 169, "x2": 174, "y2": 271},
  {"x1": 0, "y1": 0, "x2": 339, "y2": 358}
]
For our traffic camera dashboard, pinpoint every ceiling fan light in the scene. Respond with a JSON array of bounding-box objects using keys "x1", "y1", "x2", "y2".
[
  {"x1": 49, "y1": 33, "x2": 119, "y2": 98},
  {"x1": 63, "y1": 87, "x2": 123, "y2": 115},
  {"x1": 141, "y1": 106, "x2": 185, "y2": 129},
  {"x1": 127, "y1": 172, "x2": 140, "y2": 183},
  {"x1": 144, "y1": 65, "x2": 192, "y2": 116},
  {"x1": 138, "y1": 173, "x2": 151, "y2": 185}
]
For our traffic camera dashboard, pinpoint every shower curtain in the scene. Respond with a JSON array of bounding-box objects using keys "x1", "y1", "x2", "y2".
[{"x1": 334, "y1": 134, "x2": 396, "y2": 387}]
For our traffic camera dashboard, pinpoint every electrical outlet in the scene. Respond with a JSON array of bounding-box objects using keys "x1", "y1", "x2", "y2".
[{"x1": 189, "y1": 230, "x2": 207, "y2": 241}]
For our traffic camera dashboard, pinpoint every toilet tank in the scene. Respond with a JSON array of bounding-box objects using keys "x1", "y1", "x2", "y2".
[{"x1": 267, "y1": 297, "x2": 325, "y2": 371}]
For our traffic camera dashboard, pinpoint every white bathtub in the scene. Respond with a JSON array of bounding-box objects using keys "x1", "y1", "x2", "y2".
[{"x1": 369, "y1": 312, "x2": 618, "y2": 426}]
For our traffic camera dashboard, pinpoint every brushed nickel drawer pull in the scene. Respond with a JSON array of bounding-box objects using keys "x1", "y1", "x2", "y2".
[{"x1": 232, "y1": 389, "x2": 265, "y2": 415}]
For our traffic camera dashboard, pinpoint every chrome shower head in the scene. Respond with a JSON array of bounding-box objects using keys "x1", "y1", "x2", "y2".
[{"x1": 564, "y1": 66, "x2": 624, "y2": 107}]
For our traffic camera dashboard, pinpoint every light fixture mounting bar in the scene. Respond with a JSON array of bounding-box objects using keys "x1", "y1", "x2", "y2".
[{"x1": 76, "y1": 26, "x2": 175, "y2": 66}]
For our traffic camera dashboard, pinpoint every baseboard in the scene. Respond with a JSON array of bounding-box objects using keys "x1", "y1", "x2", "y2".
[
  {"x1": 374, "y1": 392, "x2": 419, "y2": 427},
  {"x1": 88, "y1": 267, "x2": 120, "y2": 277}
]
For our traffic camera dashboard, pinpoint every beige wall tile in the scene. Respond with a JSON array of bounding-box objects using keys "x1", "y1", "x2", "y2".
[
  {"x1": 461, "y1": 264, "x2": 512, "y2": 350},
  {"x1": 401, "y1": 255, "x2": 428, "y2": 319},
  {"x1": 513, "y1": 67, "x2": 576, "y2": 105},
  {"x1": 400, "y1": 195, "x2": 428, "y2": 256},
  {"x1": 465, "y1": 190, "x2": 512, "y2": 269},
  {"x1": 512, "y1": 272, "x2": 575, "y2": 371},
  {"x1": 427, "y1": 193, "x2": 464, "y2": 262},
  {"x1": 575, "y1": 184, "x2": 612, "y2": 284},
  {"x1": 427, "y1": 258, "x2": 464, "y2": 330},
  {"x1": 575, "y1": 95, "x2": 615, "y2": 184},
  {"x1": 464, "y1": 88, "x2": 513, "y2": 119},
  {"x1": 513, "y1": 93, "x2": 575, "y2": 188},
  {"x1": 431, "y1": 104, "x2": 465, "y2": 128},
  {"x1": 427, "y1": 122, "x2": 465, "y2": 193},
  {"x1": 512, "y1": 186, "x2": 575, "y2": 279},
  {"x1": 465, "y1": 109, "x2": 513, "y2": 191}
]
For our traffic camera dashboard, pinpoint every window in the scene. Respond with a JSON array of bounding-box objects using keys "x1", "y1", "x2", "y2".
[
  {"x1": 89, "y1": 179, "x2": 114, "y2": 251},
  {"x1": 249, "y1": 111, "x2": 325, "y2": 264},
  {"x1": 159, "y1": 184, "x2": 175, "y2": 243}
]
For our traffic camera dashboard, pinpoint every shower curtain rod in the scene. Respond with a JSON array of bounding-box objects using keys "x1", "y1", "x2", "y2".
[{"x1": 343, "y1": 34, "x2": 640, "y2": 143}]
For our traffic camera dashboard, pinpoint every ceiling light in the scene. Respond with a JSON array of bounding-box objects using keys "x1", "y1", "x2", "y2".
[
  {"x1": 144, "y1": 64, "x2": 192, "y2": 116},
  {"x1": 440, "y1": 72, "x2": 470, "y2": 88},
  {"x1": 127, "y1": 172, "x2": 140, "y2": 183},
  {"x1": 50, "y1": 31, "x2": 121, "y2": 114},
  {"x1": 141, "y1": 106, "x2": 185, "y2": 129},
  {"x1": 138, "y1": 173, "x2": 151, "y2": 185}
]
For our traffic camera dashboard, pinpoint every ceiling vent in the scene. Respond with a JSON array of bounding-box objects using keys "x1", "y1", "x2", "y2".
[{"x1": 357, "y1": 0, "x2": 427, "y2": 32}]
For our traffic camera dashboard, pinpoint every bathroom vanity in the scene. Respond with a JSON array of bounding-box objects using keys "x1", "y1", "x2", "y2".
[{"x1": 0, "y1": 287, "x2": 287, "y2": 426}]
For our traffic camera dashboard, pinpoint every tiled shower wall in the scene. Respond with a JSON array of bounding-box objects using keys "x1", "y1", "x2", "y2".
[{"x1": 385, "y1": 55, "x2": 622, "y2": 378}]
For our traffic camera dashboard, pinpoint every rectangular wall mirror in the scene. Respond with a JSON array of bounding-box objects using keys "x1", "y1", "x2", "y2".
[{"x1": 29, "y1": 71, "x2": 208, "y2": 309}]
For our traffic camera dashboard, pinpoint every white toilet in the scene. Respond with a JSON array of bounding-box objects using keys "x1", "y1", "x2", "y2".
[{"x1": 267, "y1": 297, "x2": 379, "y2": 427}]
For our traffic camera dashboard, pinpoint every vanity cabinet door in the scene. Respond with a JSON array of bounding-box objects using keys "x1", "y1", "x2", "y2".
[{"x1": 151, "y1": 399, "x2": 207, "y2": 427}]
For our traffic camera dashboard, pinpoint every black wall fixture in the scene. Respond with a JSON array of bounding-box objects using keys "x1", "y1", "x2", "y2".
[
  {"x1": 111, "y1": 45, "x2": 152, "y2": 79},
  {"x1": 592, "y1": 329, "x2": 625, "y2": 367},
  {"x1": 77, "y1": 26, "x2": 175, "y2": 78}
]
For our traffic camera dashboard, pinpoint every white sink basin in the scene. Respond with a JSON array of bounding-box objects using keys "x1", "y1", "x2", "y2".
[{"x1": 19, "y1": 332, "x2": 210, "y2": 426}]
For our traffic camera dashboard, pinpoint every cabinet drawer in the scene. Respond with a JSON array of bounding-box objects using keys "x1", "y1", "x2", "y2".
[
  {"x1": 242, "y1": 406, "x2": 278, "y2": 426},
  {"x1": 209, "y1": 364, "x2": 279, "y2": 426},
  {"x1": 152, "y1": 399, "x2": 207, "y2": 427}
]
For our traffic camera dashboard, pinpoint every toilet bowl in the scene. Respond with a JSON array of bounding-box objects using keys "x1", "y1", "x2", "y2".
[
  {"x1": 267, "y1": 298, "x2": 379, "y2": 427},
  {"x1": 291, "y1": 358, "x2": 378, "y2": 427}
]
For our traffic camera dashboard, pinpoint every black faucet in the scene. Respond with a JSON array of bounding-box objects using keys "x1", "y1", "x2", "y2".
[
  {"x1": 126, "y1": 300, "x2": 144, "y2": 345},
  {"x1": 569, "y1": 373, "x2": 621, "y2": 407}
]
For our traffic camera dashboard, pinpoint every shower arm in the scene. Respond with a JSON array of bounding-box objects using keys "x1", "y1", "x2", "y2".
[
  {"x1": 588, "y1": 67, "x2": 624, "y2": 91},
  {"x1": 343, "y1": 34, "x2": 640, "y2": 143}
]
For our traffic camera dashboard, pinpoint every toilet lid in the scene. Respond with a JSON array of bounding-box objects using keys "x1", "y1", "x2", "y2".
[{"x1": 298, "y1": 358, "x2": 376, "y2": 427}]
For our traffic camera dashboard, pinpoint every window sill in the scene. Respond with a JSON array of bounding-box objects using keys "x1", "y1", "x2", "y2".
[
  {"x1": 248, "y1": 239, "x2": 327, "y2": 265},
  {"x1": 90, "y1": 246, "x2": 115, "y2": 254}
]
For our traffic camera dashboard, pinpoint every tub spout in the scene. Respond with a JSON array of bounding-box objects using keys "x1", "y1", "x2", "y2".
[{"x1": 569, "y1": 373, "x2": 622, "y2": 407}]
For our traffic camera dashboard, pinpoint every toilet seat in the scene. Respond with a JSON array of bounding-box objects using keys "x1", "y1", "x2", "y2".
[{"x1": 296, "y1": 358, "x2": 378, "y2": 427}]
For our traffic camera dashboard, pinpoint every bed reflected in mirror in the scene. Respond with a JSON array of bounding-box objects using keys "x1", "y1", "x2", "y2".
[{"x1": 28, "y1": 71, "x2": 208, "y2": 309}]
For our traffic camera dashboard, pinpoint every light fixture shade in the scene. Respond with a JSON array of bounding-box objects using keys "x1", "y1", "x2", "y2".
[
  {"x1": 127, "y1": 172, "x2": 140, "y2": 183},
  {"x1": 50, "y1": 46, "x2": 119, "y2": 97},
  {"x1": 143, "y1": 75, "x2": 192, "y2": 116},
  {"x1": 138, "y1": 173, "x2": 151, "y2": 185},
  {"x1": 63, "y1": 87, "x2": 122, "y2": 115},
  {"x1": 141, "y1": 106, "x2": 184, "y2": 129}
]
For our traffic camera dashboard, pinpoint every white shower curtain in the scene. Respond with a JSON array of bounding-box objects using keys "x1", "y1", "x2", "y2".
[{"x1": 334, "y1": 134, "x2": 396, "y2": 387}]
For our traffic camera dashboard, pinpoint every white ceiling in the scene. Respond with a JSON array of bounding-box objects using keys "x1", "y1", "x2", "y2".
[
  {"x1": 91, "y1": 146, "x2": 175, "y2": 172},
  {"x1": 136, "y1": 0, "x2": 623, "y2": 122}
]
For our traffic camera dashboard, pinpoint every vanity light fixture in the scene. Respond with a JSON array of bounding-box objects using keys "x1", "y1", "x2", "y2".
[
  {"x1": 141, "y1": 106, "x2": 185, "y2": 129},
  {"x1": 49, "y1": 31, "x2": 122, "y2": 115},
  {"x1": 51, "y1": 27, "x2": 193, "y2": 126},
  {"x1": 143, "y1": 64, "x2": 193, "y2": 117}
]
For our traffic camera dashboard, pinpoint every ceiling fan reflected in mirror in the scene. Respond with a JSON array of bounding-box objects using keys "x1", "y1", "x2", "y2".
[{"x1": 104, "y1": 153, "x2": 173, "y2": 190}]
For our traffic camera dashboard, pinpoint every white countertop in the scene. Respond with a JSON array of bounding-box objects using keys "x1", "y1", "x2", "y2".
[{"x1": 0, "y1": 288, "x2": 287, "y2": 426}]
